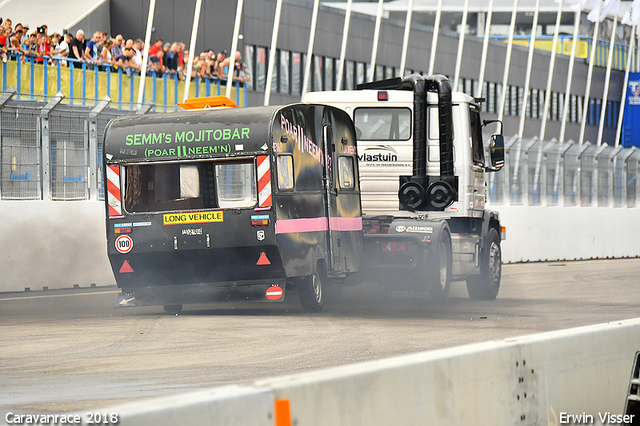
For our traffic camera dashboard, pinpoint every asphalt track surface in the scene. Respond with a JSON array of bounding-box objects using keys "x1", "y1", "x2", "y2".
[{"x1": 1, "y1": 259, "x2": 639, "y2": 413}]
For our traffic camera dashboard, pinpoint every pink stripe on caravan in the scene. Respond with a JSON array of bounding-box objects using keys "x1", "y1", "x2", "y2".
[
  {"x1": 330, "y1": 217, "x2": 363, "y2": 231},
  {"x1": 275, "y1": 217, "x2": 363, "y2": 234},
  {"x1": 276, "y1": 217, "x2": 329, "y2": 234}
]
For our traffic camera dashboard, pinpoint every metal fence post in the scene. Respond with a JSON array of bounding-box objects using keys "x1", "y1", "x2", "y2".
[
  {"x1": 39, "y1": 92, "x2": 65, "y2": 201},
  {"x1": 88, "y1": 97, "x2": 111, "y2": 201},
  {"x1": 621, "y1": 147, "x2": 636, "y2": 207},
  {"x1": 557, "y1": 141, "x2": 574, "y2": 207},
  {"x1": 592, "y1": 144, "x2": 608, "y2": 207},
  {"x1": 504, "y1": 135, "x2": 520, "y2": 206},
  {"x1": 540, "y1": 142, "x2": 555, "y2": 207},
  {"x1": 136, "y1": 100, "x2": 155, "y2": 115},
  {"x1": 608, "y1": 145, "x2": 623, "y2": 207},
  {"x1": 0, "y1": 89, "x2": 17, "y2": 200},
  {"x1": 575, "y1": 142, "x2": 590, "y2": 206},
  {"x1": 522, "y1": 138, "x2": 538, "y2": 206}
]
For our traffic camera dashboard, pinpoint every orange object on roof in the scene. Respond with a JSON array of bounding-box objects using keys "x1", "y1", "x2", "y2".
[{"x1": 178, "y1": 96, "x2": 239, "y2": 110}]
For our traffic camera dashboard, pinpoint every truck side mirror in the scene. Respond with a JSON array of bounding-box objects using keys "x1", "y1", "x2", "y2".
[{"x1": 487, "y1": 134, "x2": 504, "y2": 171}]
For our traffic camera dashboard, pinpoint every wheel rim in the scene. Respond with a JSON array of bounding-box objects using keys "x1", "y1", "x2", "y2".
[
  {"x1": 312, "y1": 274, "x2": 322, "y2": 304},
  {"x1": 488, "y1": 241, "x2": 501, "y2": 287}
]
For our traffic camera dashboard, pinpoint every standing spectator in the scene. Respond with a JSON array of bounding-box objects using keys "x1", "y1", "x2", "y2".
[
  {"x1": 178, "y1": 42, "x2": 185, "y2": 69},
  {"x1": 3, "y1": 18, "x2": 12, "y2": 31},
  {"x1": 215, "y1": 50, "x2": 228, "y2": 81},
  {"x1": 50, "y1": 32, "x2": 70, "y2": 66},
  {"x1": 99, "y1": 38, "x2": 115, "y2": 67},
  {"x1": 111, "y1": 34, "x2": 124, "y2": 57},
  {"x1": 8, "y1": 28, "x2": 24, "y2": 58},
  {"x1": 36, "y1": 24, "x2": 48, "y2": 37},
  {"x1": 113, "y1": 46, "x2": 131, "y2": 69},
  {"x1": 148, "y1": 50, "x2": 164, "y2": 74},
  {"x1": 22, "y1": 33, "x2": 37, "y2": 57},
  {"x1": 18, "y1": 25, "x2": 28, "y2": 45},
  {"x1": 84, "y1": 31, "x2": 102, "y2": 63},
  {"x1": 164, "y1": 42, "x2": 178, "y2": 73},
  {"x1": 69, "y1": 29, "x2": 86, "y2": 62},
  {"x1": 148, "y1": 38, "x2": 162, "y2": 56},
  {"x1": 131, "y1": 38, "x2": 143, "y2": 69},
  {"x1": 34, "y1": 34, "x2": 51, "y2": 63},
  {"x1": 99, "y1": 32, "x2": 107, "y2": 55},
  {"x1": 231, "y1": 51, "x2": 247, "y2": 86},
  {"x1": 127, "y1": 44, "x2": 142, "y2": 74},
  {"x1": 0, "y1": 28, "x2": 7, "y2": 61},
  {"x1": 124, "y1": 38, "x2": 133, "y2": 49}
]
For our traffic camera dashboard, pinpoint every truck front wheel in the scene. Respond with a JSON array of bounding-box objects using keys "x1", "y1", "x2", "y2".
[
  {"x1": 466, "y1": 227, "x2": 501, "y2": 300},
  {"x1": 298, "y1": 271, "x2": 325, "y2": 313},
  {"x1": 427, "y1": 230, "x2": 452, "y2": 301}
]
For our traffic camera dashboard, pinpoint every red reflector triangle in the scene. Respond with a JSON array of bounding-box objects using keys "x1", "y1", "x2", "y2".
[
  {"x1": 256, "y1": 252, "x2": 271, "y2": 265},
  {"x1": 119, "y1": 260, "x2": 134, "y2": 273}
]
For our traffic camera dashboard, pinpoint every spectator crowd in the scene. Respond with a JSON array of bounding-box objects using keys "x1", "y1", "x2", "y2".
[{"x1": 0, "y1": 16, "x2": 248, "y2": 85}]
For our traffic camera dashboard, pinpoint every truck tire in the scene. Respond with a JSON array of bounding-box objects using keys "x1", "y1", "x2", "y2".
[
  {"x1": 163, "y1": 304, "x2": 183, "y2": 314},
  {"x1": 299, "y1": 271, "x2": 325, "y2": 313},
  {"x1": 427, "y1": 230, "x2": 452, "y2": 300},
  {"x1": 466, "y1": 227, "x2": 501, "y2": 300}
]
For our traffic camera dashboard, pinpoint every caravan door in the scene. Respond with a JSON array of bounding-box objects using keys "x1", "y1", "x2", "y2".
[{"x1": 322, "y1": 114, "x2": 362, "y2": 275}]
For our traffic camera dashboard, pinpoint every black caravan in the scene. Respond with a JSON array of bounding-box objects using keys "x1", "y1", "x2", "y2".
[{"x1": 104, "y1": 99, "x2": 362, "y2": 313}]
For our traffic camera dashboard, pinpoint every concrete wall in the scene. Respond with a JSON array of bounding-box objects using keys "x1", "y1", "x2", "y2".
[
  {"x1": 44, "y1": 318, "x2": 640, "y2": 426},
  {"x1": 1, "y1": 200, "x2": 638, "y2": 293}
]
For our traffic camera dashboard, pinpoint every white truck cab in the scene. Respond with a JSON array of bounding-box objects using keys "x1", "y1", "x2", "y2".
[{"x1": 304, "y1": 74, "x2": 506, "y2": 301}]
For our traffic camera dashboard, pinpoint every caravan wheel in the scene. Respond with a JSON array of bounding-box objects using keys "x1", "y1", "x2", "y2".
[{"x1": 299, "y1": 271, "x2": 324, "y2": 313}]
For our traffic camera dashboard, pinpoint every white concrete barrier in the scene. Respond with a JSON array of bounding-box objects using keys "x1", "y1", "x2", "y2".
[
  {"x1": 1, "y1": 201, "x2": 639, "y2": 292},
  {"x1": 43, "y1": 318, "x2": 639, "y2": 426},
  {"x1": 491, "y1": 205, "x2": 640, "y2": 263}
]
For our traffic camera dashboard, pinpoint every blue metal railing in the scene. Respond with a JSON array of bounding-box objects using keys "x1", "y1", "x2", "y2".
[{"x1": 1, "y1": 53, "x2": 248, "y2": 109}]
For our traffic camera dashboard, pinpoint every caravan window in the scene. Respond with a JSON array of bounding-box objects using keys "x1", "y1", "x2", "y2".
[
  {"x1": 215, "y1": 161, "x2": 257, "y2": 208},
  {"x1": 338, "y1": 156, "x2": 355, "y2": 189},
  {"x1": 123, "y1": 159, "x2": 256, "y2": 213},
  {"x1": 353, "y1": 108, "x2": 411, "y2": 141},
  {"x1": 276, "y1": 154, "x2": 294, "y2": 190}
]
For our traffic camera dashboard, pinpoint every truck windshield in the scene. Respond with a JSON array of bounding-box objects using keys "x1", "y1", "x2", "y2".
[
  {"x1": 123, "y1": 159, "x2": 256, "y2": 213},
  {"x1": 353, "y1": 108, "x2": 411, "y2": 141}
]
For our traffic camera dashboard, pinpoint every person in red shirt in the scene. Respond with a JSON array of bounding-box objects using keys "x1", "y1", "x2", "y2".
[
  {"x1": 148, "y1": 38, "x2": 162, "y2": 56},
  {"x1": 35, "y1": 34, "x2": 51, "y2": 63},
  {"x1": 0, "y1": 27, "x2": 7, "y2": 61}
]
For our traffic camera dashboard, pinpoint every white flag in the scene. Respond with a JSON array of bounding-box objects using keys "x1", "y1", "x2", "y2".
[
  {"x1": 587, "y1": 0, "x2": 620, "y2": 22},
  {"x1": 622, "y1": 0, "x2": 640, "y2": 25},
  {"x1": 560, "y1": 0, "x2": 583, "y2": 12},
  {"x1": 582, "y1": 0, "x2": 600, "y2": 10}
]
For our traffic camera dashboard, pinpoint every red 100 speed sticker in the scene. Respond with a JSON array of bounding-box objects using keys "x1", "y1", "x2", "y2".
[{"x1": 115, "y1": 235, "x2": 133, "y2": 254}]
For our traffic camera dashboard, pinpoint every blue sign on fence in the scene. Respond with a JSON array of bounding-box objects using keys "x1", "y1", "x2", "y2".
[
  {"x1": 10, "y1": 172, "x2": 31, "y2": 181},
  {"x1": 622, "y1": 73, "x2": 640, "y2": 147}
]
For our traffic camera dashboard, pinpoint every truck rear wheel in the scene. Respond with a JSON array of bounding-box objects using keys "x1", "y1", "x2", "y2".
[
  {"x1": 299, "y1": 271, "x2": 325, "y2": 313},
  {"x1": 427, "y1": 230, "x2": 452, "y2": 300},
  {"x1": 466, "y1": 227, "x2": 501, "y2": 300}
]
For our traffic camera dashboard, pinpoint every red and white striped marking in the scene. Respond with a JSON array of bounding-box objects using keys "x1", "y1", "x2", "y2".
[
  {"x1": 257, "y1": 155, "x2": 272, "y2": 209},
  {"x1": 107, "y1": 164, "x2": 123, "y2": 217}
]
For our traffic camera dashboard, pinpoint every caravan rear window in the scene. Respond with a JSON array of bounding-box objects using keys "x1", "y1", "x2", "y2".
[{"x1": 123, "y1": 159, "x2": 256, "y2": 213}]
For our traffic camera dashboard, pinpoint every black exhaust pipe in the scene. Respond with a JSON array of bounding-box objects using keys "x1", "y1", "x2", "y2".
[
  {"x1": 357, "y1": 74, "x2": 458, "y2": 211},
  {"x1": 397, "y1": 74, "x2": 458, "y2": 211}
]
